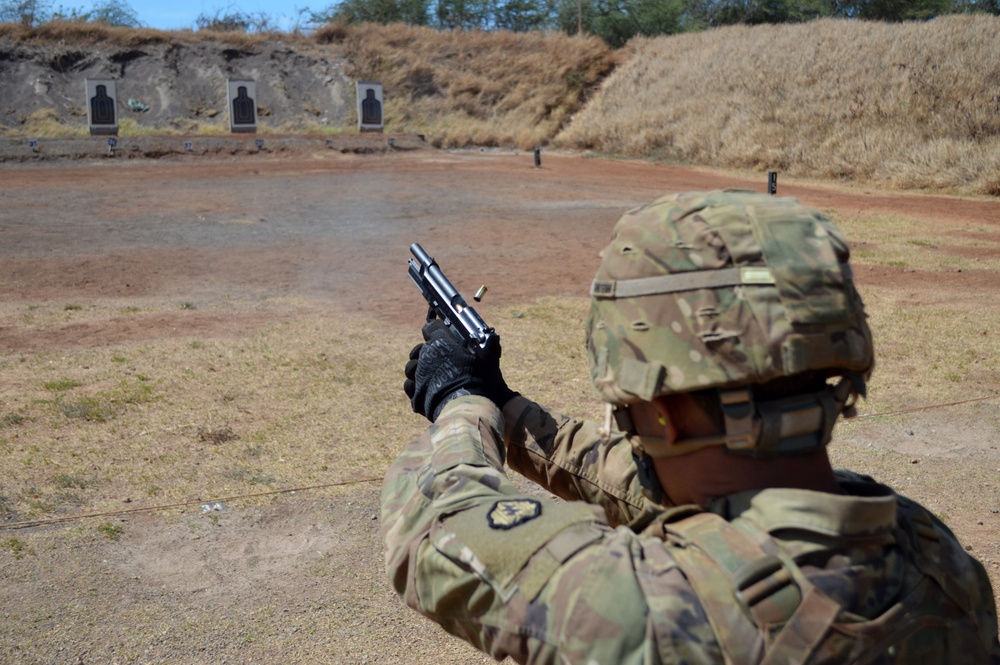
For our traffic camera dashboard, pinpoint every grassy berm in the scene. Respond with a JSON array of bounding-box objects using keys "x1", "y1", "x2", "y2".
[{"x1": 2, "y1": 16, "x2": 1000, "y2": 193}]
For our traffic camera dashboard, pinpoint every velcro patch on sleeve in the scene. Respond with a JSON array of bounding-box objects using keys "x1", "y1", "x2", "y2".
[
  {"x1": 435, "y1": 498, "x2": 602, "y2": 598},
  {"x1": 487, "y1": 499, "x2": 542, "y2": 529}
]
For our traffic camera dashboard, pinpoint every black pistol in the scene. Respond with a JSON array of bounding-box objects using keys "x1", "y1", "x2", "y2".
[{"x1": 407, "y1": 243, "x2": 496, "y2": 355}]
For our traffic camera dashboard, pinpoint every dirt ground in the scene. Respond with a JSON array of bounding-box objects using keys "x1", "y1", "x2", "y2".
[{"x1": 1, "y1": 142, "x2": 999, "y2": 664}]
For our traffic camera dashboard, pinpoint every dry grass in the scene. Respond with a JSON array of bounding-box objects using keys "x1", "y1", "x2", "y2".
[
  {"x1": 832, "y1": 211, "x2": 1000, "y2": 409},
  {"x1": 2, "y1": 111, "x2": 232, "y2": 138},
  {"x1": 332, "y1": 24, "x2": 615, "y2": 150},
  {"x1": 837, "y1": 213, "x2": 1000, "y2": 273},
  {"x1": 0, "y1": 298, "x2": 416, "y2": 521},
  {"x1": 556, "y1": 16, "x2": 1000, "y2": 195},
  {"x1": 856, "y1": 288, "x2": 1000, "y2": 410},
  {"x1": 0, "y1": 19, "x2": 304, "y2": 48},
  {"x1": 0, "y1": 296, "x2": 590, "y2": 524},
  {"x1": 2, "y1": 211, "x2": 997, "y2": 524},
  {"x1": 8, "y1": 107, "x2": 89, "y2": 138}
]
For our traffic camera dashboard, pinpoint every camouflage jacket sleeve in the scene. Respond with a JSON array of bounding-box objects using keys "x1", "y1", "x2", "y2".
[
  {"x1": 381, "y1": 395, "x2": 721, "y2": 664},
  {"x1": 500, "y1": 395, "x2": 662, "y2": 527}
]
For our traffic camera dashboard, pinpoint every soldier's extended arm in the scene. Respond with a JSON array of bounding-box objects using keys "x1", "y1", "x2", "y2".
[
  {"x1": 501, "y1": 396, "x2": 663, "y2": 528},
  {"x1": 381, "y1": 396, "x2": 657, "y2": 664}
]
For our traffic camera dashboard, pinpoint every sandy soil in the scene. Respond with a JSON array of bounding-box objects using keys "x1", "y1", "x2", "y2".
[{"x1": 1, "y1": 144, "x2": 999, "y2": 663}]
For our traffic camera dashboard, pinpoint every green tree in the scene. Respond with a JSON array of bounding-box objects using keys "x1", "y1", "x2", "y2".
[
  {"x1": 434, "y1": 0, "x2": 492, "y2": 28},
  {"x1": 89, "y1": 0, "x2": 141, "y2": 26},
  {"x1": 0, "y1": 0, "x2": 51, "y2": 25},
  {"x1": 195, "y1": 8, "x2": 253, "y2": 30},
  {"x1": 194, "y1": 7, "x2": 278, "y2": 31},
  {"x1": 493, "y1": 0, "x2": 556, "y2": 30},
  {"x1": 682, "y1": 0, "x2": 828, "y2": 26},
  {"x1": 313, "y1": 0, "x2": 430, "y2": 24},
  {"x1": 955, "y1": 0, "x2": 1000, "y2": 12},
  {"x1": 829, "y1": 0, "x2": 954, "y2": 19},
  {"x1": 712, "y1": 0, "x2": 831, "y2": 24},
  {"x1": 586, "y1": 0, "x2": 686, "y2": 46}
]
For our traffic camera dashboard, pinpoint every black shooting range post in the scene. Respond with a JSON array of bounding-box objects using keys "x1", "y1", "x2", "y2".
[
  {"x1": 534, "y1": 147, "x2": 541, "y2": 167},
  {"x1": 768, "y1": 171, "x2": 778, "y2": 195}
]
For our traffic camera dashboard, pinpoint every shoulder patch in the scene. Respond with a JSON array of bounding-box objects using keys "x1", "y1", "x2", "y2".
[{"x1": 487, "y1": 499, "x2": 542, "y2": 530}]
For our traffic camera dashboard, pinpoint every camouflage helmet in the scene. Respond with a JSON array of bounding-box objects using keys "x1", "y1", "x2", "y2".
[{"x1": 586, "y1": 190, "x2": 874, "y2": 458}]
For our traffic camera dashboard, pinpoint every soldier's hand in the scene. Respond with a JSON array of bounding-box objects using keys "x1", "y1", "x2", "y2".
[{"x1": 403, "y1": 319, "x2": 517, "y2": 422}]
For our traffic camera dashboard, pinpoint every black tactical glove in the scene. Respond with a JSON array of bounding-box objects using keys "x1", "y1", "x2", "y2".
[{"x1": 403, "y1": 319, "x2": 517, "y2": 422}]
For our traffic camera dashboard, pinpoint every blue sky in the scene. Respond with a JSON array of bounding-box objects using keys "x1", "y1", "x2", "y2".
[{"x1": 118, "y1": 1, "x2": 326, "y2": 30}]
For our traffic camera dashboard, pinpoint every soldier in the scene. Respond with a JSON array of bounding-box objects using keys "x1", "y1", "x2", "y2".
[{"x1": 382, "y1": 190, "x2": 1000, "y2": 664}]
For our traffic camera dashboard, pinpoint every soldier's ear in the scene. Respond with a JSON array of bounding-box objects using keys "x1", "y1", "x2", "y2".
[
  {"x1": 656, "y1": 394, "x2": 722, "y2": 442},
  {"x1": 652, "y1": 398, "x2": 680, "y2": 444},
  {"x1": 626, "y1": 401, "x2": 665, "y2": 439}
]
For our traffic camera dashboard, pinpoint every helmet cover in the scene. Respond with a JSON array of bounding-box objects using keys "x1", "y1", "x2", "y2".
[{"x1": 586, "y1": 190, "x2": 874, "y2": 407}]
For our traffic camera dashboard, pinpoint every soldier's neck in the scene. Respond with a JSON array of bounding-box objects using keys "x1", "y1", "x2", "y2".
[{"x1": 653, "y1": 447, "x2": 843, "y2": 506}]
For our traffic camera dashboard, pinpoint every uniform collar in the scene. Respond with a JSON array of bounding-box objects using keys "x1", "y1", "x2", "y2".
[{"x1": 703, "y1": 478, "x2": 897, "y2": 540}]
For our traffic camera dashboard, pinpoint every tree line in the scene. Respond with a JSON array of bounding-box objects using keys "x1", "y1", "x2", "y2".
[
  {"x1": 1, "y1": 0, "x2": 140, "y2": 27},
  {"x1": 315, "y1": 0, "x2": 999, "y2": 45},
  {"x1": 3, "y1": 0, "x2": 998, "y2": 47}
]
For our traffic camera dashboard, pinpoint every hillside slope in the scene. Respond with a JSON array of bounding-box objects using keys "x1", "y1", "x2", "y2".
[{"x1": 556, "y1": 16, "x2": 1000, "y2": 195}]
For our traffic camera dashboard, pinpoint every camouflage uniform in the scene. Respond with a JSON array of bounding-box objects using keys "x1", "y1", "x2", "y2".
[
  {"x1": 384, "y1": 190, "x2": 1000, "y2": 663},
  {"x1": 382, "y1": 394, "x2": 1000, "y2": 664}
]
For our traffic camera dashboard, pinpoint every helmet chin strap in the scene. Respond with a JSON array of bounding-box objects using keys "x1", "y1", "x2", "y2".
[
  {"x1": 635, "y1": 432, "x2": 733, "y2": 458},
  {"x1": 604, "y1": 374, "x2": 864, "y2": 463}
]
